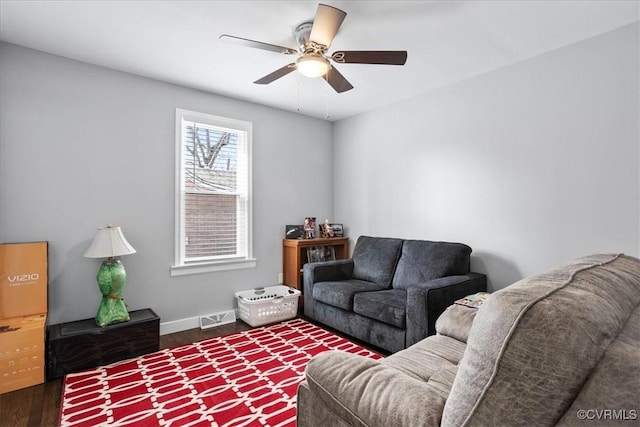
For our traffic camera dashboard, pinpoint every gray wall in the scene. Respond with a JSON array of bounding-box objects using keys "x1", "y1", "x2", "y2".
[
  {"x1": 333, "y1": 23, "x2": 639, "y2": 291},
  {"x1": 0, "y1": 42, "x2": 333, "y2": 327},
  {"x1": 2, "y1": 22, "x2": 639, "y2": 327}
]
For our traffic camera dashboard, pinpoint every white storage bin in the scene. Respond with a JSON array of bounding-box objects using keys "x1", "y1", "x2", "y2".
[{"x1": 235, "y1": 285, "x2": 301, "y2": 327}]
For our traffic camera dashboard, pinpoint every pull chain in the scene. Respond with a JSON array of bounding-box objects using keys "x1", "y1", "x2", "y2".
[
  {"x1": 297, "y1": 72, "x2": 301, "y2": 112},
  {"x1": 325, "y1": 86, "x2": 330, "y2": 120}
]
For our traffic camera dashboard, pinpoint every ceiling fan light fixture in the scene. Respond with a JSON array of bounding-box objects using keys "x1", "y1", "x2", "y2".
[{"x1": 296, "y1": 53, "x2": 330, "y2": 78}]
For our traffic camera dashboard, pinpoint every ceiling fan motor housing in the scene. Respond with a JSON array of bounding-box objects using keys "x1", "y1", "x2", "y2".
[{"x1": 294, "y1": 21, "x2": 323, "y2": 53}]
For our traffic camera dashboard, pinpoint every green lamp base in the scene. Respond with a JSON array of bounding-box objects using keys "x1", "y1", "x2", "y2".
[{"x1": 95, "y1": 258, "x2": 130, "y2": 327}]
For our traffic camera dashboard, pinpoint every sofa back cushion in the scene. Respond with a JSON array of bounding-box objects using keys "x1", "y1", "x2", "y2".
[
  {"x1": 352, "y1": 236, "x2": 403, "y2": 287},
  {"x1": 441, "y1": 254, "x2": 640, "y2": 427},
  {"x1": 391, "y1": 240, "x2": 471, "y2": 289},
  {"x1": 556, "y1": 301, "x2": 640, "y2": 424}
]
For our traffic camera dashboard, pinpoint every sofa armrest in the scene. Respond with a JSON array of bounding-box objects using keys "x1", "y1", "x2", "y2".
[
  {"x1": 405, "y1": 273, "x2": 487, "y2": 347},
  {"x1": 435, "y1": 303, "x2": 481, "y2": 343},
  {"x1": 304, "y1": 259, "x2": 354, "y2": 284},
  {"x1": 303, "y1": 259, "x2": 354, "y2": 318},
  {"x1": 298, "y1": 351, "x2": 447, "y2": 427}
]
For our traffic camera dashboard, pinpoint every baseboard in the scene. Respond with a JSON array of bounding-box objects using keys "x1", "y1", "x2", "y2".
[{"x1": 160, "y1": 309, "x2": 240, "y2": 335}]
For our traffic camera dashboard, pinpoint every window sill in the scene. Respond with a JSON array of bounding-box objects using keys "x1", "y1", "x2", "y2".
[{"x1": 170, "y1": 258, "x2": 257, "y2": 277}]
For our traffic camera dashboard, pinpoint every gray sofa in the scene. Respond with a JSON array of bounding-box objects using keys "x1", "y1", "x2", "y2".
[
  {"x1": 303, "y1": 236, "x2": 487, "y2": 353},
  {"x1": 297, "y1": 253, "x2": 640, "y2": 426}
]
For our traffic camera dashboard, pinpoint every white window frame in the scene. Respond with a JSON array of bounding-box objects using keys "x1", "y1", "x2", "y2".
[{"x1": 171, "y1": 108, "x2": 255, "y2": 277}]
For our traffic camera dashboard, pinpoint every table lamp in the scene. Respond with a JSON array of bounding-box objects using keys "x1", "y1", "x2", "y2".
[{"x1": 83, "y1": 225, "x2": 136, "y2": 327}]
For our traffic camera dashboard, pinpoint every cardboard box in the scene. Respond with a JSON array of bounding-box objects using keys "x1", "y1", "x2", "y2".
[
  {"x1": 0, "y1": 314, "x2": 46, "y2": 394},
  {"x1": 0, "y1": 242, "x2": 48, "y2": 393},
  {"x1": 0, "y1": 242, "x2": 48, "y2": 319}
]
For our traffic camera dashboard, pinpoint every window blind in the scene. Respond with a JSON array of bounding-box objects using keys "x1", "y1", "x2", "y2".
[{"x1": 179, "y1": 116, "x2": 250, "y2": 263}]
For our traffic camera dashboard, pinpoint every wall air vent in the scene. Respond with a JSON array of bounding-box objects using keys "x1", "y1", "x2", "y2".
[{"x1": 199, "y1": 310, "x2": 237, "y2": 329}]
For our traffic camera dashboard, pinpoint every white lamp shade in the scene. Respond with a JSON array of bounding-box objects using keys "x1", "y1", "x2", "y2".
[{"x1": 83, "y1": 225, "x2": 136, "y2": 258}]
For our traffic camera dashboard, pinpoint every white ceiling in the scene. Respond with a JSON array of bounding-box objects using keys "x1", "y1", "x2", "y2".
[{"x1": 1, "y1": 1, "x2": 638, "y2": 121}]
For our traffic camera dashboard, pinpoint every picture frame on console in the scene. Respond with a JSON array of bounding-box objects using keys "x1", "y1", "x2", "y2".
[
  {"x1": 320, "y1": 221, "x2": 333, "y2": 238},
  {"x1": 303, "y1": 217, "x2": 316, "y2": 239},
  {"x1": 329, "y1": 223, "x2": 344, "y2": 237},
  {"x1": 307, "y1": 246, "x2": 336, "y2": 263},
  {"x1": 285, "y1": 225, "x2": 304, "y2": 239}
]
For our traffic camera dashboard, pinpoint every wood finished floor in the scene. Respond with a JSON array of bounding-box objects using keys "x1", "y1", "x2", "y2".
[{"x1": 0, "y1": 320, "x2": 252, "y2": 427}]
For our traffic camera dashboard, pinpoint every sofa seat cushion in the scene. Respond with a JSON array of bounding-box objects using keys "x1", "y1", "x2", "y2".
[
  {"x1": 383, "y1": 334, "x2": 467, "y2": 386},
  {"x1": 353, "y1": 289, "x2": 407, "y2": 328},
  {"x1": 352, "y1": 236, "x2": 404, "y2": 287},
  {"x1": 304, "y1": 350, "x2": 448, "y2": 427},
  {"x1": 313, "y1": 280, "x2": 387, "y2": 311},
  {"x1": 392, "y1": 240, "x2": 471, "y2": 289}
]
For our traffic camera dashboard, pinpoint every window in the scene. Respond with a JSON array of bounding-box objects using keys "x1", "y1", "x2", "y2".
[{"x1": 172, "y1": 109, "x2": 254, "y2": 276}]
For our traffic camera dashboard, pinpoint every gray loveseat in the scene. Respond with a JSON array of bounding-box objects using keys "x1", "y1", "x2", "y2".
[
  {"x1": 303, "y1": 236, "x2": 487, "y2": 353},
  {"x1": 297, "y1": 253, "x2": 640, "y2": 426}
]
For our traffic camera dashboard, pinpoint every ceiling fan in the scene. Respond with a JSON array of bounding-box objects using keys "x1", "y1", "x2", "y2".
[{"x1": 219, "y1": 3, "x2": 407, "y2": 93}]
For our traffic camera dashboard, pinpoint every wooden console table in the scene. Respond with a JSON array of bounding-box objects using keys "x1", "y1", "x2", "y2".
[{"x1": 282, "y1": 237, "x2": 349, "y2": 290}]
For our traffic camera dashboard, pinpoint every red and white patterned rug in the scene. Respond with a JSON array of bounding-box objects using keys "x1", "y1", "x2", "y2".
[{"x1": 59, "y1": 318, "x2": 381, "y2": 426}]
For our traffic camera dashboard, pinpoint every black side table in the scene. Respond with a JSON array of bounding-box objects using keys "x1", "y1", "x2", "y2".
[{"x1": 46, "y1": 308, "x2": 160, "y2": 380}]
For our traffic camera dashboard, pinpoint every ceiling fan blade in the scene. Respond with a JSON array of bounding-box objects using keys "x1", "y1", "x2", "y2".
[
  {"x1": 254, "y1": 63, "x2": 297, "y2": 85},
  {"x1": 219, "y1": 34, "x2": 298, "y2": 55},
  {"x1": 324, "y1": 66, "x2": 353, "y2": 93},
  {"x1": 331, "y1": 51, "x2": 408, "y2": 65},
  {"x1": 309, "y1": 4, "x2": 347, "y2": 48}
]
